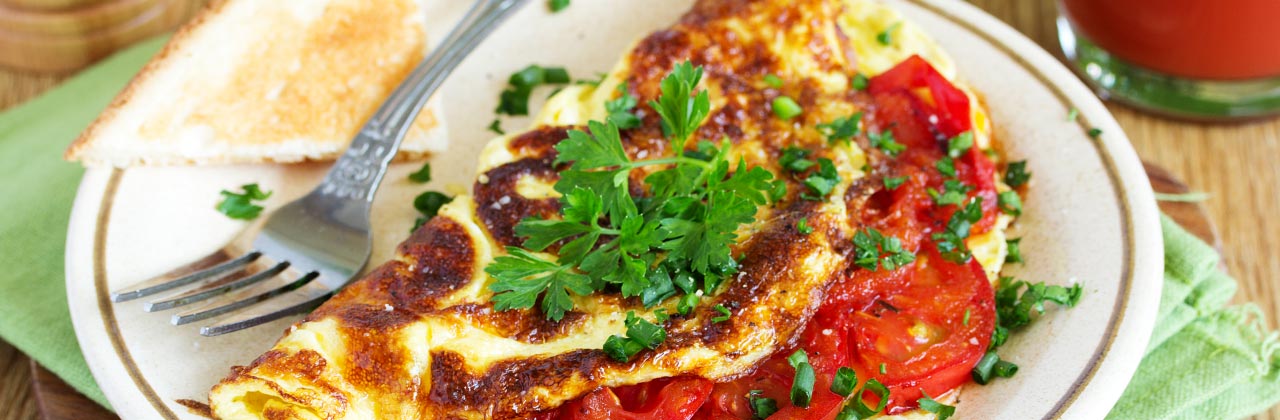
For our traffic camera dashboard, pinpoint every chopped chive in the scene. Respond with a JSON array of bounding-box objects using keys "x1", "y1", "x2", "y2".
[
  {"x1": 1067, "y1": 107, "x2": 1079, "y2": 122},
  {"x1": 764, "y1": 74, "x2": 784, "y2": 89},
  {"x1": 772, "y1": 96, "x2": 803, "y2": 120},
  {"x1": 796, "y1": 218, "x2": 814, "y2": 235},
  {"x1": 1005, "y1": 237, "x2": 1023, "y2": 263},
  {"x1": 712, "y1": 304, "x2": 731, "y2": 323},
  {"x1": 883, "y1": 176, "x2": 908, "y2": 190},
  {"x1": 787, "y1": 350, "x2": 816, "y2": 407},
  {"x1": 831, "y1": 367, "x2": 857, "y2": 397},
  {"x1": 963, "y1": 308, "x2": 971, "y2": 326}
]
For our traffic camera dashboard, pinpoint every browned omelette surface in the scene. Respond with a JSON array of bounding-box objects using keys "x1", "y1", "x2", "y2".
[{"x1": 209, "y1": 0, "x2": 895, "y2": 418}]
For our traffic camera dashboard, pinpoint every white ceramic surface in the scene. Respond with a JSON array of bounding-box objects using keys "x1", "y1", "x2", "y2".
[{"x1": 64, "y1": 1, "x2": 1163, "y2": 419}]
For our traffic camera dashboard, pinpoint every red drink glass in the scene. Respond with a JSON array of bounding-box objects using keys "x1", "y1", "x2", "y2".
[{"x1": 1058, "y1": 0, "x2": 1280, "y2": 120}]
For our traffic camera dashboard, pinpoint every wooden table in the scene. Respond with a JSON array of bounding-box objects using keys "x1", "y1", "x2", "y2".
[{"x1": 0, "y1": 0, "x2": 1276, "y2": 419}]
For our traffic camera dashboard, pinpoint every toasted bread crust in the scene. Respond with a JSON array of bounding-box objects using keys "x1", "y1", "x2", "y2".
[{"x1": 66, "y1": 0, "x2": 445, "y2": 167}]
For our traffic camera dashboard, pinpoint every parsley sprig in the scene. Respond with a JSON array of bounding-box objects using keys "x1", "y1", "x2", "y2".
[{"x1": 486, "y1": 62, "x2": 781, "y2": 321}]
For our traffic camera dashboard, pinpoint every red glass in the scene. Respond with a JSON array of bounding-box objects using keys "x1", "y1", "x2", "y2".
[{"x1": 1061, "y1": 0, "x2": 1280, "y2": 80}]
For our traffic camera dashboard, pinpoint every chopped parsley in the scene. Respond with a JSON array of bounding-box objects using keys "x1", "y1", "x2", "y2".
[
  {"x1": 408, "y1": 162, "x2": 432, "y2": 183},
  {"x1": 1088, "y1": 127, "x2": 1103, "y2": 138},
  {"x1": 928, "y1": 179, "x2": 972, "y2": 206},
  {"x1": 851, "y1": 72, "x2": 869, "y2": 91},
  {"x1": 712, "y1": 304, "x2": 732, "y2": 323},
  {"x1": 548, "y1": 0, "x2": 569, "y2": 12},
  {"x1": 605, "y1": 82, "x2": 641, "y2": 129},
  {"x1": 486, "y1": 62, "x2": 781, "y2": 323},
  {"x1": 602, "y1": 311, "x2": 667, "y2": 362},
  {"x1": 817, "y1": 112, "x2": 863, "y2": 145},
  {"x1": 763, "y1": 74, "x2": 784, "y2": 89},
  {"x1": 773, "y1": 96, "x2": 803, "y2": 120},
  {"x1": 216, "y1": 184, "x2": 272, "y2": 220},
  {"x1": 1067, "y1": 107, "x2": 1079, "y2": 122},
  {"x1": 931, "y1": 197, "x2": 983, "y2": 263},
  {"x1": 869, "y1": 129, "x2": 905, "y2": 156},
  {"x1": 779, "y1": 146, "x2": 815, "y2": 172},
  {"x1": 1004, "y1": 160, "x2": 1031, "y2": 187},
  {"x1": 787, "y1": 350, "x2": 816, "y2": 407},
  {"x1": 918, "y1": 392, "x2": 956, "y2": 420},
  {"x1": 946, "y1": 131, "x2": 974, "y2": 158},
  {"x1": 749, "y1": 390, "x2": 779, "y2": 419},
  {"x1": 877, "y1": 22, "x2": 902, "y2": 45},
  {"x1": 974, "y1": 277, "x2": 1083, "y2": 384},
  {"x1": 852, "y1": 227, "x2": 915, "y2": 271},
  {"x1": 802, "y1": 158, "x2": 841, "y2": 200},
  {"x1": 411, "y1": 191, "x2": 453, "y2": 231},
  {"x1": 998, "y1": 190, "x2": 1023, "y2": 216},
  {"x1": 496, "y1": 65, "x2": 571, "y2": 116},
  {"x1": 796, "y1": 218, "x2": 814, "y2": 235},
  {"x1": 883, "y1": 175, "x2": 907, "y2": 190},
  {"x1": 1005, "y1": 237, "x2": 1023, "y2": 263},
  {"x1": 488, "y1": 119, "x2": 505, "y2": 135},
  {"x1": 936, "y1": 156, "x2": 957, "y2": 177}
]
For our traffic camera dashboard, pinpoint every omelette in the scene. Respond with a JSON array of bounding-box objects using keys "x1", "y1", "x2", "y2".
[{"x1": 209, "y1": 0, "x2": 1016, "y2": 419}]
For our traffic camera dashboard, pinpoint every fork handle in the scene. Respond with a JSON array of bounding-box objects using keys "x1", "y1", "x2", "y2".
[{"x1": 317, "y1": 0, "x2": 528, "y2": 202}]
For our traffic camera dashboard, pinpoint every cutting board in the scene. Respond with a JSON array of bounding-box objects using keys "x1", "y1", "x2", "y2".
[{"x1": 28, "y1": 163, "x2": 1220, "y2": 419}]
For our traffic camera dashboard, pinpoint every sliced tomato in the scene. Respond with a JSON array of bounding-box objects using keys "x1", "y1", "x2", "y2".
[
  {"x1": 869, "y1": 55, "x2": 972, "y2": 138},
  {"x1": 557, "y1": 377, "x2": 713, "y2": 420},
  {"x1": 821, "y1": 245, "x2": 995, "y2": 412}
]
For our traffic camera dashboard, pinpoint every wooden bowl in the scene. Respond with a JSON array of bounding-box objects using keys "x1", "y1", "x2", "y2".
[{"x1": 0, "y1": 0, "x2": 203, "y2": 73}]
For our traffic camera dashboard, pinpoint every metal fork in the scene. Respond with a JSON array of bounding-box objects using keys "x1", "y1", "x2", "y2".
[{"x1": 112, "y1": 0, "x2": 529, "y2": 337}]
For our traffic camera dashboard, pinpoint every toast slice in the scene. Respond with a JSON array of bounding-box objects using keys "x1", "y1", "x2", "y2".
[{"x1": 65, "y1": 0, "x2": 447, "y2": 167}]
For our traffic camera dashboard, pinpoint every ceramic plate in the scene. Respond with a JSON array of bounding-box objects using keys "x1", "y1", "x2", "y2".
[{"x1": 64, "y1": 1, "x2": 1163, "y2": 418}]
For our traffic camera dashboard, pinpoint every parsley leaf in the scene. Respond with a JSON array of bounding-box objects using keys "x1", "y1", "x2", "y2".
[
  {"x1": 928, "y1": 179, "x2": 972, "y2": 206},
  {"x1": 779, "y1": 146, "x2": 815, "y2": 172},
  {"x1": 998, "y1": 190, "x2": 1023, "y2": 216},
  {"x1": 817, "y1": 112, "x2": 863, "y2": 145},
  {"x1": 414, "y1": 191, "x2": 452, "y2": 219},
  {"x1": 603, "y1": 335, "x2": 644, "y2": 362},
  {"x1": 496, "y1": 65, "x2": 571, "y2": 116},
  {"x1": 853, "y1": 227, "x2": 915, "y2": 271},
  {"x1": 1005, "y1": 160, "x2": 1031, "y2": 187},
  {"x1": 802, "y1": 158, "x2": 840, "y2": 200},
  {"x1": 851, "y1": 72, "x2": 869, "y2": 90},
  {"x1": 605, "y1": 82, "x2": 641, "y2": 129},
  {"x1": 488, "y1": 62, "x2": 778, "y2": 325},
  {"x1": 883, "y1": 175, "x2": 908, "y2": 190},
  {"x1": 995, "y1": 277, "x2": 1083, "y2": 330},
  {"x1": 936, "y1": 156, "x2": 957, "y2": 177},
  {"x1": 932, "y1": 197, "x2": 983, "y2": 263},
  {"x1": 488, "y1": 119, "x2": 506, "y2": 135},
  {"x1": 918, "y1": 392, "x2": 956, "y2": 420},
  {"x1": 869, "y1": 129, "x2": 905, "y2": 156},
  {"x1": 946, "y1": 131, "x2": 974, "y2": 158},
  {"x1": 408, "y1": 162, "x2": 432, "y2": 183},
  {"x1": 216, "y1": 184, "x2": 272, "y2": 220},
  {"x1": 649, "y1": 61, "x2": 710, "y2": 146},
  {"x1": 796, "y1": 218, "x2": 814, "y2": 235},
  {"x1": 485, "y1": 248, "x2": 594, "y2": 322}
]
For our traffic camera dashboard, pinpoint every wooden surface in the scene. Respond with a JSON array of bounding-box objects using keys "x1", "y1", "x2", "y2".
[{"x1": 0, "y1": 0, "x2": 1276, "y2": 419}]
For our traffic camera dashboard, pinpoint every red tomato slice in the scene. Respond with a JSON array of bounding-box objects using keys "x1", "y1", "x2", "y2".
[
  {"x1": 558, "y1": 377, "x2": 713, "y2": 420},
  {"x1": 869, "y1": 55, "x2": 972, "y2": 138},
  {"x1": 823, "y1": 245, "x2": 995, "y2": 412}
]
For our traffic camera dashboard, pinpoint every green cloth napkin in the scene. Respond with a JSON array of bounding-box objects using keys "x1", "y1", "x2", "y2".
[
  {"x1": 1, "y1": 37, "x2": 1278, "y2": 419},
  {"x1": 1106, "y1": 216, "x2": 1280, "y2": 420}
]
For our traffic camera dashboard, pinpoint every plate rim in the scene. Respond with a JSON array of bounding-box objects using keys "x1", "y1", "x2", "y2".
[{"x1": 64, "y1": 1, "x2": 1164, "y2": 419}]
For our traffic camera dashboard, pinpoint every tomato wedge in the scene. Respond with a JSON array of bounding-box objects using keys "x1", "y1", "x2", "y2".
[{"x1": 556, "y1": 377, "x2": 713, "y2": 420}]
